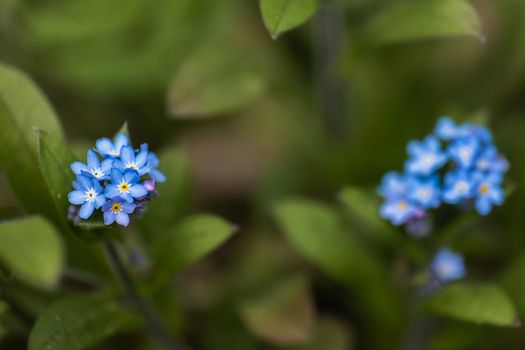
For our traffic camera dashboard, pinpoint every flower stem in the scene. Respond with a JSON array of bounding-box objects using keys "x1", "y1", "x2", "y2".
[
  {"x1": 313, "y1": 3, "x2": 347, "y2": 138},
  {"x1": 103, "y1": 239, "x2": 179, "y2": 350}
]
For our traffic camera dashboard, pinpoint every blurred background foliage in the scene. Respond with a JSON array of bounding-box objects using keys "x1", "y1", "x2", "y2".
[{"x1": 1, "y1": 0, "x2": 525, "y2": 349}]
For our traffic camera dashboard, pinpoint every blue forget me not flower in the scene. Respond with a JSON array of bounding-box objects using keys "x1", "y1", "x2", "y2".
[{"x1": 67, "y1": 129, "x2": 167, "y2": 227}]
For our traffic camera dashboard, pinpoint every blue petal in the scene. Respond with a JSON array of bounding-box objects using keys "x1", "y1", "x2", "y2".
[
  {"x1": 79, "y1": 201, "x2": 95, "y2": 219},
  {"x1": 102, "y1": 200, "x2": 113, "y2": 212},
  {"x1": 121, "y1": 202, "x2": 136, "y2": 214},
  {"x1": 130, "y1": 184, "x2": 147, "y2": 198},
  {"x1": 121, "y1": 192, "x2": 134, "y2": 203},
  {"x1": 111, "y1": 168, "x2": 123, "y2": 183},
  {"x1": 105, "y1": 185, "x2": 121, "y2": 198},
  {"x1": 148, "y1": 153, "x2": 160, "y2": 168},
  {"x1": 71, "y1": 162, "x2": 88, "y2": 175},
  {"x1": 151, "y1": 169, "x2": 166, "y2": 182},
  {"x1": 93, "y1": 179, "x2": 103, "y2": 193},
  {"x1": 111, "y1": 159, "x2": 125, "y2": 171},
  {"x1": 94, "y1": 194, "x2": 106, "y2": 209},
  {"x1": 124, "y1": 170, "x2": 139, "y2": 184},
  {"x1": 68, "y1": 191, "x2": 85, "y2": 205},
  {"x1": 114, "y1": 134, "x2": 129, "y2": 153},
  {"x1": 96, "y1": 138, "x2": 114, "y2": 156},
  {"x1": 104, "y1": 211, "x2": 116, "y2": 225},
  {"x1": 100, "y1": 159, "x2": 113, "y2": 173},
  {"x1": 87, "y1": 150, "x2": 100, "y2": 168},
  {"x1": 120, "y1": 146, "x2": 134, "y2": 164},
  {"x1": 115, "y1": 212, "x2": 130, "y2": 226},
  {"x1": 135, "y1": 151, "x2": 148, "y2": 168},
  {"x1": 77, "y1": 175, "x2": 92, "y2": 191}
]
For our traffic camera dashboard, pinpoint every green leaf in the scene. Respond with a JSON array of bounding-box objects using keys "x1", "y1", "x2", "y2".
[
  {"x1": 239, "y1": 275, "x2": 315, "y2": 345},
  {"x1": 0, "y1": 216, "x2": 64, "y2": 289},
  {"x1": 260, "y1": 0, "x2": 317, "y2": 39},
  {"x1": 500, "y1": 253, "x2": 525, "y2": 318},
  {"x1": 0, "y1": 63, "x2": 64, "y2": 219},
  {"x1": 29, "y1": 294, "x2": 141, "y2": 350},
  {"x1": 167, "y1": 44, "x2": 266, "y2": 117},
  {"x1": 339, "y1": 186, "x2": 393, "y2": 234},
  {"x1": 286, "y1": 316, "x2": 354, "y2": 350},
  {"x1": 149, "y1": 215, "x2": 235, "y2": 274},
  {"x1": 425, "y1": 282, "x2": 519, "y2": 326},
  {"x1": 273, "y1": 199, "x2": 402, "y2": 348},
  {"x1": 367, "y1": 0, "x2": 483, "y2": 45},
  {"x1": 273, "y1": 199, "x2": 383, "y2": 284},
  {"x1": 139, "y1": 147, "x2": 192, "y2": 240},
  {"x1": 37, "y1": 129, "x2": 77, "y2": 225}
]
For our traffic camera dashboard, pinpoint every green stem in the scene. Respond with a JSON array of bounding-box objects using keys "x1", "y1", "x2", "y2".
[{"x1": 103, "y1": 239, "x2": 180, "y2": 350}]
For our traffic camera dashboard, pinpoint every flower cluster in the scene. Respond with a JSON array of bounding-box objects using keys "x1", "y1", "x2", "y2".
[
  {"x1": 379, "y1": 117, "x2": 509, "y2": 228},
  {"x1": 67, "y1": 133, "x2": 165, "y2": 227}
]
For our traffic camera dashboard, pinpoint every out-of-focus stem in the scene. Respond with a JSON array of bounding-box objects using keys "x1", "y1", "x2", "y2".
[
  {"x1": 103, "y1": 239, "x2": 180, "y2": 350},
  {"x1": 313, "y1": 3, "x2": 347, "y2": 138}
]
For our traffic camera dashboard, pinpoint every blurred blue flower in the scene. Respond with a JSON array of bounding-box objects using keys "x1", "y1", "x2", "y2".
[
  {"x1": 380, "y1": 199, "x2": 421, "y2": 226},
  {"x1": 431, "y1": 248, "x2": 466, "y2": 282},
  {"x1": 475, "y1": 145, "x2": 509, "y2": 174},
  {"x1": 407, "y1": 176, "x2": 441, "y2": 209},
  {"x1": 435, "y1": 117, "x2": 463, "y2": 141},
  {"x1": 105, "y1": 168, "x2": 148, "y2": 203},
  {"x1": 379, "y1": 117, "x2": 509, "y2": 230},
  {"x1": 466, "y1": 124, "x2": 492, "y2": 144},
  {"x1": 472, "y1": 172, "x2": 504, "y2": 215},
  {"x1": 95, "y1": 133, "x2": 129, "y2": 158},
  {"x1": 103, "y1": 197, "x2": 136, "y2": 227},
  {"x1": 67, "y1": 175, "x2": 106, "y2": 219},
  {"x1": 447, "y1": 136, "x2": 481, "y2": 169},
  {"x1": 71, "y1": 149, "x2": 113, "y2": 180},
  {"x1": 442, "y1": 171, "x2": 475, "y2": 204},
  {"x1": 405, "y1": 136, "x2": 447, "y2": 176},
  {"x1": 378, "y1": 171, "x2": 409, "y2": 199}
]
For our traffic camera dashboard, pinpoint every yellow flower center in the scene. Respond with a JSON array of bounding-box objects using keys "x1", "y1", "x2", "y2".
[
  {"x1": 111, "y1": 203, "x2": 122, "y2": 213},
  {"x1": 397, "y1": 201, "x2": 408, "y2": 210},
  {"x1": 119, "y1": 182, "x2": 129, "y2": 192},
  {"x1": 479, "y1": 183, "x2": 489, "y2": 194}
]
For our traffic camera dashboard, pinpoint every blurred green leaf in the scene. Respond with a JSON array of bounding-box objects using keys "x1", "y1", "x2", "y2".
[
  {"x1": 0, "y1": 62, "x2": 63, "y2": 219},
  {"x1": 167, "y1": 45, "x2": 266, "y2": 118},
  {"x1": 36, "y1": 129, "x2": 111, "y2": 274},
  {"x1": 26, "y1": 0, "x2": 146, "y2": 46},
  {"x1": 149, "y1": 215, "x2": 235, "y2": 274},
  {"x1": 28, "y1": 294, "x2": 141, "y2": 350},
  {"x1": 273, "y1": 199, "x2": 403, "y2": 348},
  {"x1": 239, "y1": 275, "x2": 315, "y2": 345},
  {"x1": 339, "y1": 186, "x2": 393, "y2": 234},
  {"x1": 26, "y1": 0, "x2": 235, "y2": 96},
  {"x1": 500, "y1": 253, "x2": 525, "y2": 318},
  {"x1": 37, "y1": 129, "x2": 77, "y2": 225},
  {"x1": 425, "y1": 282, "x2": 518, "y2": 326},
  {"x1": 260, "y1": 0, "x2": 317, "y2": 39},
  {"x1": 285, "y1": 315, "x2": 354, "y2": 350},
  {"x1": 139, "y1": 147, "x2": 191, "y2": 240},
  {"x1": 0, "y1": 216, "x2": 63, "y2": 289},
  {"x1": 367, "y1": 0, "x2": 482, "y2": 45}
]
